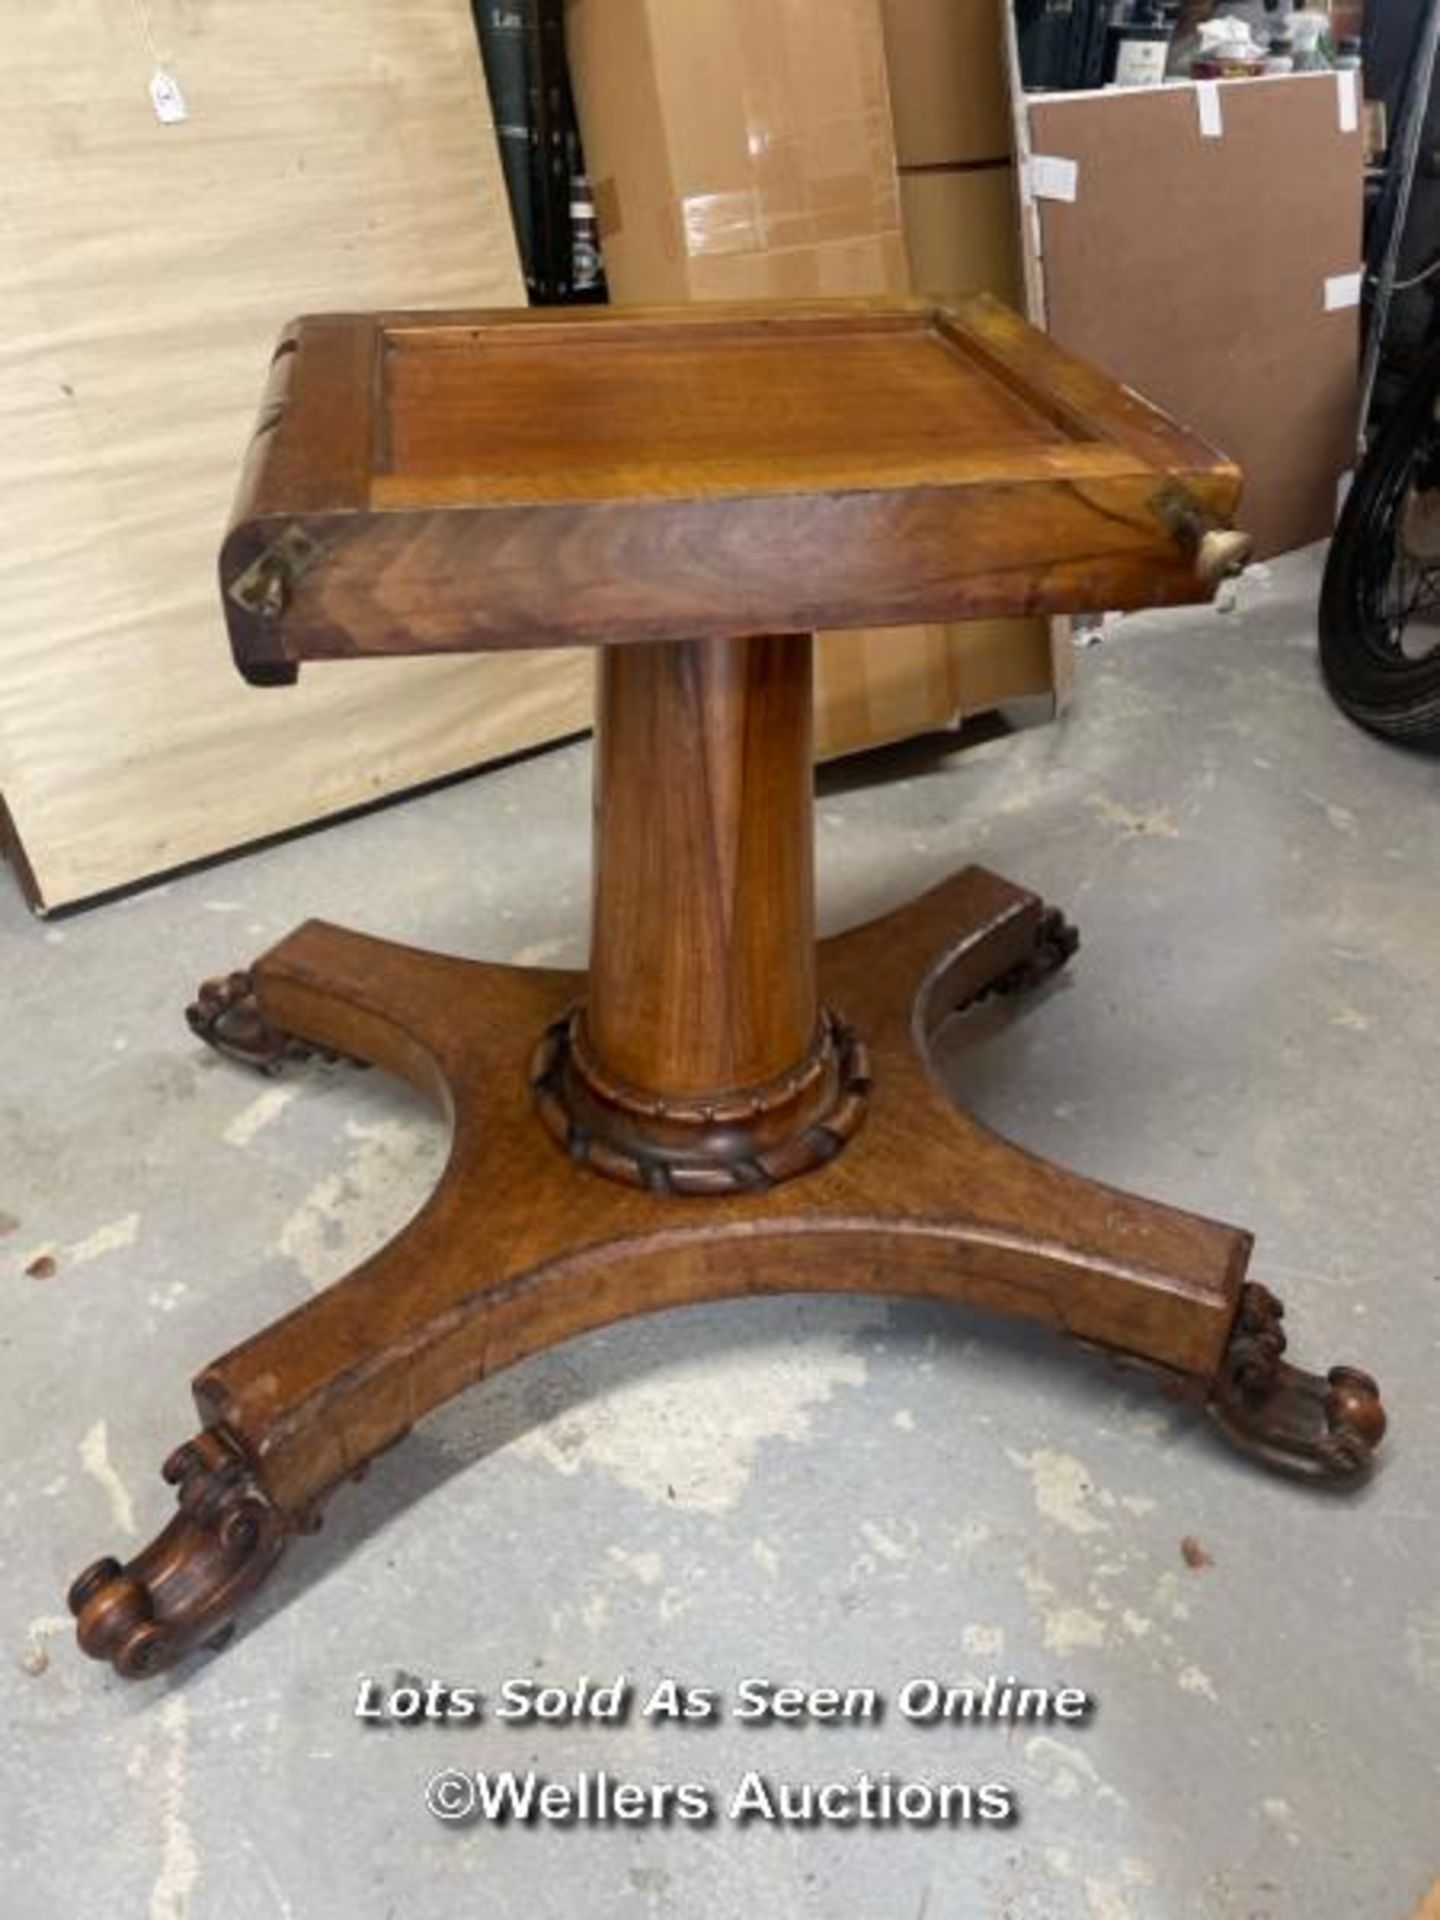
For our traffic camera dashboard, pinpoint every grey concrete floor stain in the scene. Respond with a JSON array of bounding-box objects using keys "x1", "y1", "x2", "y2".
[{"x1": 1, "y1": 548, "x2": 1437, "y2": 1917}]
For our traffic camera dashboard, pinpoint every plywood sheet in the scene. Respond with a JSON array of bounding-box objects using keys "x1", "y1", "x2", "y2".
[
  {"x1": 0, "y1": 1, "x2": 591, "y2": 911},
  {"x1": 1027, "y1": 74, "x2": 1362, "y2": 559}
]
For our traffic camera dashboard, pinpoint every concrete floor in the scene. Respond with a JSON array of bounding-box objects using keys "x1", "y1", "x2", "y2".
[{"x1": 3, "y1": 545, "x2": 1438, "y2": 1919}]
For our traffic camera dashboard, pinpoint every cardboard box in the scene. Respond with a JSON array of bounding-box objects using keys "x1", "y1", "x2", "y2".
[
  {"x1": 812, "y1": 616, "x2": 1054, "y2": 757},
  {"x1": 571, "y1": 0, "x2": 908, "y2": 302},
  {"x1": 900, "y1": 162, "x2": 1023, "y2": 310},
  {"x1": 880, "y1": 0, "x2": 1012, "y2": 167},
  {"x1": 567, "y1": 0, "x2": 1055, "y2": 757}
]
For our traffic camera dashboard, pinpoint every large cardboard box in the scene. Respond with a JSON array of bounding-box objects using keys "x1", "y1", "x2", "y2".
[
  {"x1": 900, "y1": 162, "x2": 1024, "y2": 310},
  {"x1": 880, "y1": 0, "x2": 1012, "y2": 166},
  {"x1": 571, "y1": 0, "x2": 908, "y2": 302},
  {"x1": 567, "y1": 0, "x2": 1054, "y2": 757},
  {"x1": 895, "y1": 158, "x2": 1048, "y2": 710}
]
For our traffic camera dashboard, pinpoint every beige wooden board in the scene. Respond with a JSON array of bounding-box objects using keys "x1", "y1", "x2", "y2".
[{"x1": 0, "y1": 1, "x2": 591, "y2": 911}]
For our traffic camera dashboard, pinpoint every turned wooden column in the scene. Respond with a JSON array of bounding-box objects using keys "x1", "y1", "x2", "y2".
[
  {"x1": 530, "y1": 633, "x2": 870, "y2": 1192},
  {"x1": 589, "y1": 633, "x2": 816, "y2": 1092}
]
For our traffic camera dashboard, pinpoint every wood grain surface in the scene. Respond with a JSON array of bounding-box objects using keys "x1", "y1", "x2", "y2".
[
  {"x1": 0, "y1": 1, "x2": 591, "y2": 910},
  {"x1": 221, "y1": 295, "x2": 1242, "y2": 677},
  {"x1": 587, "y1": 635, "x2": 817, "y2": 1098}
]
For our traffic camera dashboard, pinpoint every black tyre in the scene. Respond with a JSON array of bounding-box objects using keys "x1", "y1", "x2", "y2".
[{"x1": 1320, "y1": 335, "x2": 1440, "y2": 744}]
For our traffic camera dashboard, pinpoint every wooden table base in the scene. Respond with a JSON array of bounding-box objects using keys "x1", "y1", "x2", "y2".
[
  {"x1": 68, "y1": 305, "x2": 1380, "y2": 1680},
  {"x1": 69, "y1": 864, "x2": 1385, "y2": 1678}
]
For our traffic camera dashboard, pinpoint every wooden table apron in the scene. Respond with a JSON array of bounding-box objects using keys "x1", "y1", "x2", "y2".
[{"x1": 66, "y1": 299, "x2": 1386, "y2": 1680}]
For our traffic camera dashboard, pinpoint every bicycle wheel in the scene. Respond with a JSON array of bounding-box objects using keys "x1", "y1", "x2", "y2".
[{"x1": 1320, "y1": 334, "x2": 1440, "y2": 744}]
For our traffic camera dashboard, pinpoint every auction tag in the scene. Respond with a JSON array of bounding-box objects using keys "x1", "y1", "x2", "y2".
[{"x1": 150, "y1": 67, "x2": 188, "y2": 125}]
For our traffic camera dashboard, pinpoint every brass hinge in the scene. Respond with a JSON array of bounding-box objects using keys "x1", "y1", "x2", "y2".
[{"x1": 226, "y1": 524, "x2": 321, "y2": 622}]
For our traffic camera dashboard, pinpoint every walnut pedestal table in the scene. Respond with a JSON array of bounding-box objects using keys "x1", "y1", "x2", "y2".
[{"x1": 68, "y1": 298, "x2": 1386, "y2": 1679}]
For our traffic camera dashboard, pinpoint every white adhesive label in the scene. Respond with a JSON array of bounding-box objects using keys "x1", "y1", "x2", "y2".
[
  {"x1": 149, "y1": 67, "x2": 187, "y2": 124},
  {"x1": 1028, "y1": 155, "x2": 1079, "y2": 204},
  {"x1": 1337, "y1": 68, "x2": 1359, "y2": 134},
  {"x1": 1324, "y1": 270, "x2": 1363, "y2": 311},
  {"x1": 1195, "y1": 81, "x2": 1223, "y2": 139}
]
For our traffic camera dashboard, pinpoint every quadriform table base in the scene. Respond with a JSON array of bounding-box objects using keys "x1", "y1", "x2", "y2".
[
  {"x1": 69, "y1": 861, "x2": 1384, "y2": 1678},
  {"x1": 67, "y1": 301, "x2": 1384, "y2": 1677}
]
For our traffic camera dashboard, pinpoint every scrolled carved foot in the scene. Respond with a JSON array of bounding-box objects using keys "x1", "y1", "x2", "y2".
[
  {"x1": 1207, "y1": 1282, "x2": 1387, "y2": 1482},
  {"x1": 995, "y1": 907, "x2": 1080, "y2": 996},
  {"x1": 186, "y1": 969, "x2": 358, "y2": 1075},
  {"x1": 68, "y1": 1428, "x2": 289, "y2": 1677},
  {"x1": 957, "y1": 906, "x2": 1081, "y2": 1014}
]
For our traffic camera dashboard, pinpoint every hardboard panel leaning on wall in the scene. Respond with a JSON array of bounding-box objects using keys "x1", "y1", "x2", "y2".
[
  {"x1": 1022, "y1": 73, "x2": 1362, "y2": 560},
  {"x1": 565, "y1": 0, "x2": 1056, "y2": 760},
  {"x1": 0, "y1": 1, "x2": 592, "y2": 913}
]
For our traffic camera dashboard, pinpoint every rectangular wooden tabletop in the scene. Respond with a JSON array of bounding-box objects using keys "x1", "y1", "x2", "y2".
[{"x1": 220, "y1": 297, "x2": 1242, "y2": 682}]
